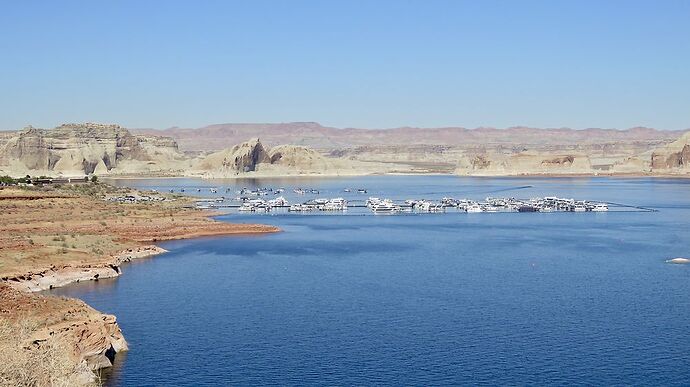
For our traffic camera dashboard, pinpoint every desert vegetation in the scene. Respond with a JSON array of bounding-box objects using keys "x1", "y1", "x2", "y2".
[{"x1": 0, "y1": 182, "x2": 278, "y2": 384}]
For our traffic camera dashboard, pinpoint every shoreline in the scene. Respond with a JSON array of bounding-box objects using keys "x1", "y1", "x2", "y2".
[
  {"x1": 0, "y1": 226, "x2": 279, "y2": 384},
  {"x1": 3, "y1": 245, "x2": 167, "y2": 292},
  {"x1": 4, "y1": 224, "x2": 282, "y2": 293},
  {"x1": 1, "y1": 225, "x2": 279, "y2": 377},
  {"x1": 7, "y1": 169, "x2": 688, "y2": 182},
  {"x1": 0, "y1": 184, "x2": 280, "y2": 384},
  {"x1": 101, "y1": 171, "x2": 690, "y2": 180}
]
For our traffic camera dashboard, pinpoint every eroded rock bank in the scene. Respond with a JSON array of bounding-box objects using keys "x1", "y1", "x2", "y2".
[
  {"x1": 0, "y1": 246, "x2": 166, "y2": 385},
  {"x1": 0, "y1": 184, "x2": 280, "y2": 385},
  {"x1": 1, "y1": 284, "x2": 128, "y2": 385},
  {"x1": 3, "y1": 245, "x2": 166, "y2": 292}
]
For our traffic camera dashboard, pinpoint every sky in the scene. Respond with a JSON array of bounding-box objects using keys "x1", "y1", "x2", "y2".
[{"x1": 0, "y1": 0, "x2": 688, "y2": 130}]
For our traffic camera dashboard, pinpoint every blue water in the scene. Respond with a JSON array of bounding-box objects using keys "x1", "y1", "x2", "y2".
[{"x1": 53, "y1": 176, "x2": 690, "y2": 385}]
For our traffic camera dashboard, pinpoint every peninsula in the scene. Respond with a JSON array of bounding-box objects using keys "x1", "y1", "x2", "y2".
[{"x1": 0, "y1": 181, "x2": 278, "y2": 385}]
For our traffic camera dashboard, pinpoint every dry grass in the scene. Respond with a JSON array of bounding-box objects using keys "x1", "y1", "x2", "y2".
[
  {"x1": 0, "y1": 285, "x2": 104, "y2": 386},
  {"x1": 0, "y1": 183, "x2": 278, "y2": 385},
  {"x1": 0, "y1": 183, "x2": 278, "y2": 277},
  {"x1": 0, "y1": 320, "x2": 98, "y2": 387}
]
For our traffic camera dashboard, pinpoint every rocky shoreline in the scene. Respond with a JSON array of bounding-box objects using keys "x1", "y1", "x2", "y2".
[
  {"x1": 1, "y1": 283, "x2": 129, "y2": 385},
  {"x1": 0, "y1": 184, "x2": 280, "y2": 385},
  {"x1": 1, "y1": 246, "x2": 166, "y2": 383},
  {"x1": 3, "y1": 245, "x2": 167, "y2": 293}
]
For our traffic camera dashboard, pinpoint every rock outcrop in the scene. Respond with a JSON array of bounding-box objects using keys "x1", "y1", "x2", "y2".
[
  {"x1": 268, "y1": 144, "x2": 331, "y2": 169},
  {"x1": 133, "y1": 122, "x2": 687, "y2": 151},
  {"x1": 195, "y1": 138, "x2": 270, "y2": 173},
  {"x1": 194, "y1": 138, "x2": 398, "y2": 177},
  {"x1": 650, "y1": 132, "x2": 690, "y2": 173},
  {"x1": 0, "y1": 283, "x2": 128, "y2": 384},
  {"x1": 4, "y1": 122, "x2": 689, "y2": 178},
  {"x1": 0, "y1": 123, "x2": 188, "y2": 176},
  {"x1": 456, "y1": 151, "x2": 593, "y2": 176},
  {"x1": 4, "y1": 245, "x2": 167, "y2": 293}
]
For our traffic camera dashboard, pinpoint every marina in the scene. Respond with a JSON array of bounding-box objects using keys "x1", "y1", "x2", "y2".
[{"x1": 181, "y1": 185, "x2": 656, "y2": 214}]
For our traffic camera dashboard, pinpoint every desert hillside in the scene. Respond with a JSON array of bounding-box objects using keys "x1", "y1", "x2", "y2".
[
  {"x1": 1, "y1": 122, "x2": 689, "y2": 177},
  {"x1": 132, "y1": 121, "x2": 690, "y2": 177},
  {"x1": 0, "y1": 123, "x2": 191, "y2": 177},
  {"x1": 650, "y1": 131, "x2": 690, "y2": 172},
  {"x1": 192, "y1": 138, "x2": 407, "y2": 177},
  {"x1": 133, "y1": 122, "x2": 686, "y2": 151}
]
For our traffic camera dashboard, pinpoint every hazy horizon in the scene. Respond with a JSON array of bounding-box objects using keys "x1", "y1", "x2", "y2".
[
  {"x1": 1, "y1": 0, "x2": 689, "y2": 130},
  {"x1": 1, "y1": 121, "x2": 689, "y2": 133}
]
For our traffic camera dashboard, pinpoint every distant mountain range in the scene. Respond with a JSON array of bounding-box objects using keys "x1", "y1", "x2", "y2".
[{"x1": 132, "y1": 122, "x2": 688, "y2": 151}]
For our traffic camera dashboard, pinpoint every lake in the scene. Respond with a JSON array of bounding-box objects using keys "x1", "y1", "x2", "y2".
[{"x1": 53, "y1": 176, "x2": 690, "y2": 385}]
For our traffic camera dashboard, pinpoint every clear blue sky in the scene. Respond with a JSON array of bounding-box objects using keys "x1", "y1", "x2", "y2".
[{"x1": 0, "y1": 0, "x2": 688, "y2": 130}]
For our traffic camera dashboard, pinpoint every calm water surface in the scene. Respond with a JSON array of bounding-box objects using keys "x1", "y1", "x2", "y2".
[{"x1": 53, "y1": 176, "x2": 690, "y2": 385}]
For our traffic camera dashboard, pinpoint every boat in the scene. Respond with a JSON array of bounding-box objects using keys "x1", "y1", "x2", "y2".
[
  {"x1": 441, "y1": 197, "x2": 458, "y2": 207},
  {"x1": 366, "y1": 197, "x2": 381, "y2": 208},
  {"x1": 238, "y1": 203, "x2": 254, "y2": 212},
  {"x1": 324, "y1": 198, "x2": 348, "y2": 211},
  {"x1": 466, "y1": 204, "x2": 483, "y2": 213},
  {"x1": 592, "y1": 203, "x2": 609, "y2": 212},
  {"x1": 253, "y1": 204, "x2": 269, "y2": 212},
  {"x1": 268, "y1": 196, "x2": 288, "y2": 207},
  {"x1": 370, "y1": 201, "x2": 397, "y2": 213},
  {"x1": 418, "y1": 201, "x2": 444, "y2": 213},
  {"x1": 289, "y1": 203, "x2": 316, "y2": 212}
]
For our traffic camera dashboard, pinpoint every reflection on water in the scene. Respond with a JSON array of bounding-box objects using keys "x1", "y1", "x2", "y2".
[{"x1": 95, "y1": 350, "x2": 127, "y2": 385}]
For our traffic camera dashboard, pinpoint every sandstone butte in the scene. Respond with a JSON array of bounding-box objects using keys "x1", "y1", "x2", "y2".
[
  {"x1": 0, "y1": 183, "x2": 279, "y2": 385},
  {"x1": 1, "y1": 122, "x2": 689, "y2": 179}
]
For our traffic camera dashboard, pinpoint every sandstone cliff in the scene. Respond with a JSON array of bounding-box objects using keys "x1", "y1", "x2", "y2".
[
  {"x1": 133, "y1": 122, "x2": 686, "y2": 151},
  {"x1": 456, "y1": 151, "x2": 594, "y2": 176},
  {"x1": 195, "y1": 138, "x2": 271, "y2": 173},
  {"x1": 0, "y1": 284, "x2": 128, "y2": 385},
  {"x1": 193, "y1": 138, "x2": 399, "y2": 177},
  {"x1": 3, "y1": 122, "x2": 690, "y2": 178},
  {"x1": 650, "y1": 131, "x2": 690, "y2": 173},
  {"x1": 0, "y1": 123, "x2": 189, "y2": 176}
]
